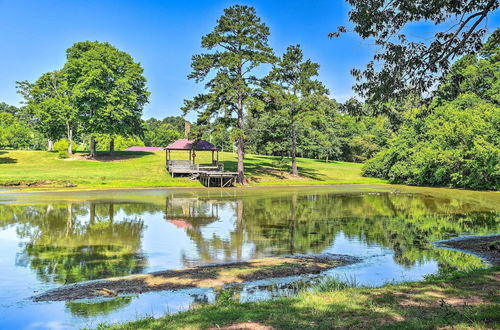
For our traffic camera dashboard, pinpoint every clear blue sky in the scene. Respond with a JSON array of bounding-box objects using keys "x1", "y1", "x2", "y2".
[{"x1": 0, "y1": 0, "x2": 498, "y2": 120}]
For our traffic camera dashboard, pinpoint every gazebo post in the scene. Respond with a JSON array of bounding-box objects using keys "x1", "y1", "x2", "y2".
[
  {"x1": 217, "y1": 150, "x2": 219, "y2": 162},
  {"x1": 211, "y1": 150, "x2": 214, "y2": 164},
  {"x1": 189, "y1": 150, "x2": 192, "y2": 164}
]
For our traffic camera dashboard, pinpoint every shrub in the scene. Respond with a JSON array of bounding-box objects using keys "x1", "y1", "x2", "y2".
[
  {"x1": 363, "y1": 95, "x2": 500, "y2": 190},
  {"x1": 53, "y1": 139, "x2": 76, "y2": 152}
]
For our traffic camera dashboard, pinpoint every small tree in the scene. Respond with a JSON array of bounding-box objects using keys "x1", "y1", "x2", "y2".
[
  {"x1": 183, "y1": 5, "x2": 275, "y2": 183},
  {"x1": 17, "y1": 70, "x2": 77, "y2": 154},
  {"x1": 263, "y1": 45, "x2": 328, "y2": 176}
]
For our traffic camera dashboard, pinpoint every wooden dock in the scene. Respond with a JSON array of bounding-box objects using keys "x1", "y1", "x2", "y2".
[
  {"x1": 197, "y1": 171, "x2": 238, "y2": 187},
  {"x1": 166, "y1": 160, "x2": 237, "y2": 187}
]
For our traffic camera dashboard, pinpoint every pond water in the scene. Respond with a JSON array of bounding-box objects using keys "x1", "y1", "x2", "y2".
[{"x1": 0, "y1": 184, "x2": 498, "y2": 329}]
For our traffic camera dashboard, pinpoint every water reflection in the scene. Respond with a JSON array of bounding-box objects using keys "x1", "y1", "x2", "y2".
[{"x1": 0, "y1": 187, "x2": 498, "y2": 326}]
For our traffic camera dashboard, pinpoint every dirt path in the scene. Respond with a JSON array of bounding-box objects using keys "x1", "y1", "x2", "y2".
[
  {"x1": 439, "y1": 234, "x2": 500, "y2": 266},
  {"x1": 33, "y1": 254, "x2": 358, "y2": 302}
]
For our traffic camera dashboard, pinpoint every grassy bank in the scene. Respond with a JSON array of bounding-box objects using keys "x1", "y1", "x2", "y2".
[
  {"x1": 0, "y1": 150, "x2": 384, "y2": 189},
  {"x1": 102, "y1": 266, "x2": 500, "y2": 329}
]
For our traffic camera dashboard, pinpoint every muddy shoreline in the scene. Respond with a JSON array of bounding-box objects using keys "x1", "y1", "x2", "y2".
[
  {"x1": 439, "y1": 234, "x2": 500, "y2": 266},
  {"x1": 33, "y1": 254, "x2": 358, "y2": 302}
]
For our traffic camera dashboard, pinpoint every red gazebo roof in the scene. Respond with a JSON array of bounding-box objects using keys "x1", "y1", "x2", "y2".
[{"x1": 165, "y1": 139, "x2": 219, "y2": 151}]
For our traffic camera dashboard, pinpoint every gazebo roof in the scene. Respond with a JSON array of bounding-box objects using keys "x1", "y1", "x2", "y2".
[{"x1": 165, "y1": 139, "x2": 219, "y2": 151}]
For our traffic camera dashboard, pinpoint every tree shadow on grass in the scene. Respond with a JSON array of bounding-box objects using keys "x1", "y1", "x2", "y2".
[
  {"x1": 157, "y1": 268, "x2": 499, "y2": 329},
  {"x1": 221, "y1": 155, "x2": 325, "y2": 181},
  {"x1": 73, "y1": 151, "x2": 156, "y2": 162},
  {"x1": 0, "y1": 151, "x2": 17, "y2": 164}
]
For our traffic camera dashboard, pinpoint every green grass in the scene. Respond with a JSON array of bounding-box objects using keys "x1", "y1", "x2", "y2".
[
  {"x1": 101, "y1": 266, "x2": 500, "y2": 329},
  {"x1": 0, "y1": 150, "x2": 385, "y2": 189}
]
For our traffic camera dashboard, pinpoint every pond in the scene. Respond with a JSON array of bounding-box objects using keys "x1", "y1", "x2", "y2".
[{"x1": 0, "y1": 184, "x2": 498, "y2": 329}]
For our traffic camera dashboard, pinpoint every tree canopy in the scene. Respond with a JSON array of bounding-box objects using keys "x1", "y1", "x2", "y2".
[
  {"x1": 364, "y1": 32, "x2": 500, "y2": 190},
  {"x1": 331, "y1": 0, "x2": 499, "y2": 106},
  {"x1": 64, "y1": 41, "x2": 149, "y2": 155}
]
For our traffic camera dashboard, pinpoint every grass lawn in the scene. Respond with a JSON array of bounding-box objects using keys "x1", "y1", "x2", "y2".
[
  {"x1": 101, "y1": 266, "x2": 500, "y2": 329},
  {"x1": 0, "y1": 150, "x2": 385, "y2": 189}
]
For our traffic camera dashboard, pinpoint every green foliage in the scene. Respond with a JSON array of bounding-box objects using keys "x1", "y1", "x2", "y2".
[
  {"x1": 0, "y1": 110, "x2": 38, "y2": 149},
  {"x1": 17, "y1": 70, "x2": 76, "y2": 149},
  {"x1": 143, "y1": 117, "x2": 183, "y2": 147},
  {"x1": 332, "y1": 0, "x2": 499, "y2": 105},
  {"x1": 53, "y1": 139, "x2": 76, "y2": 152},
  {"x1": 364, "y1": 95, "x2": 500, "y2": 190},
  {"x1": 90, "y1": 134, "x2": 145, "y2": 151},
  {"x1": 434, "y1": 29, "x2": 499, "y2": 106},
  {"x1": 248, "y1": 98, "x2": 390, "y2": 163},
  {"x1": 57, "y1": 150, "x2": 70, "y2": 159},
  {"x1": 364, "y1": 36, "x2": 500, "y2": 190},
  {"x1": 64, "y1": 41, "x2": 149, "y2": 138}
]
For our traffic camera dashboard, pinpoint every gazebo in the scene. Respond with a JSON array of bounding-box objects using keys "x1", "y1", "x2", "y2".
[
  {"x1": 165, "y1": 139, "x2": 223, "y2": 177},
  {"x1": 165, "y1": 139, "x2": 219, "y2": 164},
  {"x1": 165, "y1": 139, "x2": 237, "y2": 187}
]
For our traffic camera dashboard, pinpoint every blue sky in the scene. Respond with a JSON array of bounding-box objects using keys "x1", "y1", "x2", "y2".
[{"x1": 0, "y1": 0, "x2": 498, "y2": 120}]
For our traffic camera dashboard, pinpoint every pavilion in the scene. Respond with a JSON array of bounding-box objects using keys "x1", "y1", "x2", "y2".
[
  {"x1": 164, "y1": 139, "x2": 237, "y2": 187},
  {"x1": 165, "y1": 139, "x2": 219, "y2": 164}
]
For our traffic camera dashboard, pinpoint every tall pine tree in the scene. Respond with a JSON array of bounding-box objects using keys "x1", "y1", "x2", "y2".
[
  {"x1": 264, "y1": 45, "x2": 328, "y2": 175},
  {"x1": 183, "y1": 5, "x2": 275, "y2": 183}
]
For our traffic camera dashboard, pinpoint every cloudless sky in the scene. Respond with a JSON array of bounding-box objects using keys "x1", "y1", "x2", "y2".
[{"x1": 0, "y1": 0, "x2": 498, "y2": 120}]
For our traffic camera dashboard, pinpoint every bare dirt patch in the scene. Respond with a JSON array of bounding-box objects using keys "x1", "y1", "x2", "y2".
[
  {"x1": 210, "y1": 322, "x2": 274, "y2": 330},
  {"x1": 440, "y1": 235, "x2": 500, "y2": 266},
  {"x1": 34, "y1": 254, "x2": 358, "y2": 302}
]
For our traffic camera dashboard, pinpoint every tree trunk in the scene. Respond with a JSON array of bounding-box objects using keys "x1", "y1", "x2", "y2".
[
  {"x1": 109, "y1": 203, "x2": 114, "y2": 223},
  {"x1": 109, "y1": 138, "x2": 115, "y2": 155},
  {"x1": 89, "y1": 202, "x2": 96, "y2": 224},
  {"x1": 47, "y1": 139, "x2": 54, "y2": 151},
  {"x1": 236, "y1": 94, "x2": 245, "y2": 184},
  {"x1": 291, "y1": 122, "x2": 298, "y2": 176},
  {"x1": 90, "y1": 136, "x2": 96, "y2": 158},
  {"x1": 67, "y1": 123, "x2": 73, "y2": 155}
]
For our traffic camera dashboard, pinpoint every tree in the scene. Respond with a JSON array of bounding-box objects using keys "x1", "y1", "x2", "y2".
[
  {"x1": 263, "y1": 45, "x2": 328, "y2": 175},
  {"x1": 17, "y1": 71, "x2": 77, "y2": 154},
  {"x1": 331, "y1": 0, "x2": 499, "y2": 106},
  {"x1": 183, "y1": 5, "x2": 275, "y2": 183},
  {"x1": 434, "y1": 29, "x2": 499, "y2": 106},
  {"x1": 363, "y1": 37, "x2": 500, "y2": 190},
  {"x1": 143, "y1": 117, "x2": 184, "y2": 147},
  {"x1": 64, "y1": 41, "x2": 149, "y2": 156}
]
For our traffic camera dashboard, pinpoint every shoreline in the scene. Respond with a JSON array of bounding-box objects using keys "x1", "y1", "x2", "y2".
[
  {"x1": 437, "y1": 234, "x2": 500, "y2": 266},
  {"x1": 33, "y1": 254, "x2": 358, "y2": 302},
  {"x1": 0, "y1": 181, "x2": 388, "y2": 193},
  {"x1": 2, "y1": 181, "x2": 499, "y2": 195}
]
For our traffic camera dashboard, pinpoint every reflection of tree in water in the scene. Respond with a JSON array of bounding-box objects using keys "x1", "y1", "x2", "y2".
[
  {"x1": 174, "y1": 192, "x2": 499, "y2": 271},
  {"x1": 3, "y1": 201, "x2": 148, "y2": 284},
  {"x1": 65, "y1": 296, "x2": 133, "y2": 318}
]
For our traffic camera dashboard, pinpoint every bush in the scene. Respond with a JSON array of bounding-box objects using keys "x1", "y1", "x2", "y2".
[
  {"x1": 363, "y1": 95, "x2": 500, "y2": 190},
  {"x1": 53, "y1": 139, "x2": 76, "y2": 152}
]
